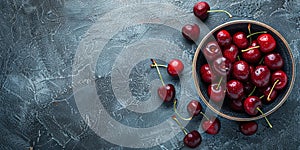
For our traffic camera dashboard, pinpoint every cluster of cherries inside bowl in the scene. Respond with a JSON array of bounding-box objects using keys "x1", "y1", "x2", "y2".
[
  {"x1": 149, "y1": 1, "x2": 288, "y2": 149},
  {"x1": 200, "y1": 28, "x2": 288, "y2": 113}
]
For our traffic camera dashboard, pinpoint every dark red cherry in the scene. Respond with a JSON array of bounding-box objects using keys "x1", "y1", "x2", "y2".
[
  {"x1": 257, "y1": 33, "x2": 276, "y2": 53},
  {"x1": 187, "y1": 100, "x2": 202, "y2": 116},
  {"x1": 232, "y1": 60, "x2": 250, "y2": 81},
  {"x1": 184, "y1": 130, "x2": 202, "y2": 148},
  {"x1": 182, "y1": 24, "x2": 200, "y2": 41},
  {"x1": 244, "y1": 96, "x2": 262, "y2": 116},
  {"x1": 264, "y1": 53, "x2": 283, "y2": 70},
  {"x1": 230, "y1": 99, "x2": 244, "y2": 112},
  {"x1": 250, "y1": 65, "x2": 271, "y2": 88},
  {"x1": 193, "y1": 1, "x2": 210, "y2": 20},
  {"x1": 226, "y1": 80, "x2": 245, "y2": 100},
  {"x1": 203, "y1": 41, "x2": 222, "y2": 62},
  {"x1": 217, "y1": 30, "x2": 232, "y2": 47},
  {"x1": 241, "y1": 46, "x2": 262, "y2": 64},
  {"x1": 202, "y1": 117, "x2": 221, "y2": 135},
  {"x1": 239, "y1": 121, "x2": 258, "y2": 136},
  {"x1": 271, "y1": 70, "x2": 288, "y2": 90},
  {"x1": 208, "y1": 83, "x2": 225, "y2": 103},
  {"x1": 158, "y1": 84, "x2": 175, "y2": 102},
  {"x1": 223, "y1": 44, "x2": 239, "y2": 63},
  {"x1": 200, "y1": 64, "x2": 215, "y2": 83},
  {"x1": 233, "y1": 32, "x2": 249, "y2": 49},
  {"x1": 167, "y1": 59, "x2": 184, "y2": 77},
  {"x1": 213, "y1": 57, "x2": 232, "y2": 76},
  {"x1": 262, "y1": 86, "x2": 277, "y2": 104}
]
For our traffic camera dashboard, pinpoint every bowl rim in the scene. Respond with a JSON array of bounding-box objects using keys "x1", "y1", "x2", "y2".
[{"x1": 192, "y1": 19, "x2": 296, "y2": 121}]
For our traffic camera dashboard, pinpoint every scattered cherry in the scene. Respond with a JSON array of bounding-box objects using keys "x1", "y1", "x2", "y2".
[
  {"x1": 239, "y1": 121, "x2": 258, "y2": 136},
  {"x1": 151, "y1": 59, "x2": 176, "y2": 102},
  {"x1": 172, "y1": 116, "x2": 201, "y2": 148},
  {"x1": 257, "y1": 33, "x2": 276, "y2": 53},
  {"x1": 167, "y1": 59, "x2": 184, "y2": 77},
  {"x1": 264, "y1": 53, "x2": 283, "y2": 70},
  {"x1": 202, "y1": 117, "x2": 221, "y2": 135},
  {"x1": 187, "y1": 100, "x2": 202, "y2": 116},
  {"x1": 193, "y1": 1, "x2": 232, "y2": 20},
  {"x1": 182, "y1": 24, "x2": 200, "y2": 41}
]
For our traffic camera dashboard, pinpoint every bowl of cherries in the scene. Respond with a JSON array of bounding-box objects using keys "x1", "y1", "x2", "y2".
[{"x1": 192, "y1": 20, "x2": 295, "y2": 122}]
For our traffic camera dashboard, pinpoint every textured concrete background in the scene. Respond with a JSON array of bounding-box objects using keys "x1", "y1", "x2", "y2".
[{"x1": 0, "y1": 0, "x2": 299, "y2": 149}]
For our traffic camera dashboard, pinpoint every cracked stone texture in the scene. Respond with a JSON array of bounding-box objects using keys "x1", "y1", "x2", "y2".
[{"x1": 0, "y1": 0, "x2": 299, "y2": 149}]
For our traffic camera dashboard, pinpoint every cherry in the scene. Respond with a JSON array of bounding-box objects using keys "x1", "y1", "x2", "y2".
[
  {"x1": 167, "y1": 59, "x2": 184, "y2": 77},
  {"x1": 241, "y1": 45, "x2": 262, "y2": 64},
  {"x1": 243, "y1": 96, "x2": 262, "y2": 116},
  {"x1": 213, "y1": 57, "x2": 232, "y2": 76},
  {"x1": 193, "y1": 1, "x2": 232, "y2": 20},
  {"x1": 187, "y1": 100, "x2": 202, "y2": 116},
  {"x1": 201, "y1": 117, "x2": 221, "y2": 135},
  {"x1": 264, "y1": 53, "x2": 283, "y2": 70},
  {"x1": 233, "y1": 32, "x2": 249, "y2": 49},
  {"x1": 239, "y1": 121, "x2": 258, "y2": 136},
  {"x1": 250, "y1": 65, "x2": 271, "y2": 88},
  {"x1": 223, "y1": 44, "x2": 239, "y2": 63},
  {"x1": 229, "y1": 99, "x2": 244, "y2": 112},
  {"x1": 182, "y1": 24, "x2": 200, "y2": 41},
  {"x1": 150, "y1": 59, "x2": 184, "y2": 77},
  {"x1": 257, "y1": 33, "x2": 276, "y2": 53},
  {"x1": 251, "y1": 40, "x2": 258, "y2": 46},
  {"x1": 226, "y1": 80, "x2": 244, "y2": 100},
  {"x1": 157, "y1": 84, "x2": 175, "y2": 102},
  {"x1": 261, "y1": 86, "x2": 277, "y2": 104},
  {"x1": 200, "y1": 64, "x2": 216, "y2": 83},
  {"x1": 151, "y1": 59, "x2": 175, "y2": 102},
  {"x1": 208, "y1": 82, "x2": 225, "y2": 103},
  {"x1": 217, "y1": 30, "x2": 232, "y2": 47},
  {"x1": 232, "y1": 60, "x2": 250, "y2": 81},
  {"x1": 244, "y1": 96, "x2": 273, "y2": 127},
  {"x1": 271, "y1": 70, "x2": 287, "y2": 90},
  {"x1": 172, "y1": 116, "x2": 201, "y2": 148},
  {"x1": 203, "y1": 41, "x2": 222, "y2": 62}
]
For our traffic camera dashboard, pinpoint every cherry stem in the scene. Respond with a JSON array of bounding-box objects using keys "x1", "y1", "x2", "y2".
[
  {"x1": 216, "y1": 76, "x2": 223, "y2": 90},
  {"x1": 207, "y1": 10, "x2": 233, "y2": 18},
  {"x1": 237, "y1": 55, "x2": 241, "y2": 61},
  {"x1": 247, "y1": 31, "x2": 267, "y2": 38},
  {"x1": 260, "y1": 95, "x2": 265, "y2": 99},
  {"x1": 248, "y1": 86, "x2": 256, "y2": 97},
  {"x1": 256, "y1": 107, "x2": 273, "y2": 128},
  {"x1": 200, "y1": 112, "x2": 209, "y2": 120},
  {"x1": 150, "y1": 64, "x2": 167, "y2": 68},
  {"x1": 241, "y1": 46, "x2": 260, "y2": 52},
  {"x1": 151, "y1": 59, "x2": 165, "y2": 86},
  {"x1": 248, "y1": 23, "x2": 252, "y2": 44},
  {"x1": 259, "y1": 57, "x2": 264, "y2": 64},
  {"x1": 267, "y1": 79, "x2": 279, "y2": 101},
  {"x1": 172, "y1": 115, "x2": 189, "y2": 135},
  {"x1": 173, "y1": 99, "x2": 192, "y2": 121}
]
